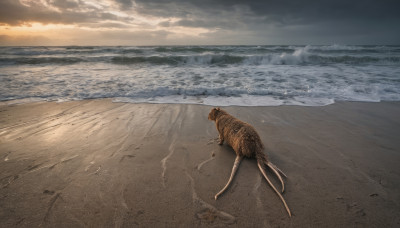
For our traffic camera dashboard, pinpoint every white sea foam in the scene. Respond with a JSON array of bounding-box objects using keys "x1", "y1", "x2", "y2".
[
  {"x1": 1, "y1": 45, "x2": 399, "y2": 106},
  {"x1": 114, "y1": 95, "x2": 336, "y2": 107}
]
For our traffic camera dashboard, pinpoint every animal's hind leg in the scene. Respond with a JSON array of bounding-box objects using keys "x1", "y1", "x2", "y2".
[
  {"x1": 215, "y1": 155, "x2": 243, "y2": 200},
  {"x1": 218, "y1": 134, "x2": 224, "y2": 145}
]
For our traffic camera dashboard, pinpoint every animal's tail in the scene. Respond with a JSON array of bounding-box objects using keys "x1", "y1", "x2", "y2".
[
  {"x1": 266, "y1": 161, "x2": 286, "y2": 192},
  {"x1": 267, "y1": 161, "x2": 287, "y2": 178},
  {"x1": 255, "y1": 153, "x2": 286, "y2": 192},
  {"x1": 256, "y1": 155, "x2": 291, "y2": 217}
]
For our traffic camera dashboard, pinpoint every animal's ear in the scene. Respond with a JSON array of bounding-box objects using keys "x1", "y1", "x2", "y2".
[{"x1": 216, "y1": 107, "x2": 221, "y2": 111}]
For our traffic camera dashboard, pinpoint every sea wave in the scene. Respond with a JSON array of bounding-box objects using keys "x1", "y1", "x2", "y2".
[
  {"x1": 0, "y1": 57, "x2": 86, "y2": 65},
  {"x1": 111, "y1": 55, "x2": 245, "y2": 65},
  {"x1": 2, "y1": 52, "x2": 398, "y2": 66},
  {"x1": 1, "y1": 45, "x2": 400, "y2": 106},
  {"x1": 1, "y1": 45, "x2": 399, "y2": 66}
]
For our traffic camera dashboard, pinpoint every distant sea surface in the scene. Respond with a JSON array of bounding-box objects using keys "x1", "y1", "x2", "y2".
[{"x1": 0, "y1": 45, "x2": 399, "y2": 106}]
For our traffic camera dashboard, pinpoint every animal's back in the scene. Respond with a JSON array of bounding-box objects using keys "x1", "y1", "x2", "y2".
[{"x1": 217, "y1": 114, "x2": 265, "y2": 158}]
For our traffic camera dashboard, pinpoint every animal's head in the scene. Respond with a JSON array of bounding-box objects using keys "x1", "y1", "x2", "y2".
[{"x1": 208, "y1": 107, "x2": 222, "y2": 121}]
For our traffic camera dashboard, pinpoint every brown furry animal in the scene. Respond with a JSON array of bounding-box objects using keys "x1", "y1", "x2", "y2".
[{"x1": 208, "y1": 107, "x2": 291, "y2": 217}]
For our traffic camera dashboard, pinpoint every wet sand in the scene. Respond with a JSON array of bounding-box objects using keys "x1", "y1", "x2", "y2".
[{"x1": 1, "y1": 100, "x2": 399, "y2": 227}]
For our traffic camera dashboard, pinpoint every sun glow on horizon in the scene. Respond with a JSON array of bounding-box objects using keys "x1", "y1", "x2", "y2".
[
  {"x1": 1, "y1": 21, "x2": 214, "y2": 46},
  {"x1": 0, "y1": 0, "x2": 216, "y2": 46}
]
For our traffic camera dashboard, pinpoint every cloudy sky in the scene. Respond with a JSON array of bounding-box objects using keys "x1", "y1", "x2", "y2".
[{"x1": 0, "y1": 0, "x2": 399, "y2": 46}]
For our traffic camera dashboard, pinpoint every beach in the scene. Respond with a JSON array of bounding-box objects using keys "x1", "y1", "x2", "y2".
[{"x1": 0, "y1": 100, "x2": 399, "y2": 227}]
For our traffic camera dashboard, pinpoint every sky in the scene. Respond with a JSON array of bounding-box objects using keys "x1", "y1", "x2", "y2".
[{"x1": 0, "y1": 0, "x2": 399, "y2": 46}]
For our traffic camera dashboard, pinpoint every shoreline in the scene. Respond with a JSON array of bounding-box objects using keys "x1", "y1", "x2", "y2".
[
  {"x1": 0, "y1": 96, "x2": 395, "y2": 108},
  {"x1": 1, "y1": 100, "x2": 399, "y2": 227}
]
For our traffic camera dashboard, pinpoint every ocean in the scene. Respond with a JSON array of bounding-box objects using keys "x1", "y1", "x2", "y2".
[{"x1": 0, "y1": 45, "x2": 399, "y2": 106}]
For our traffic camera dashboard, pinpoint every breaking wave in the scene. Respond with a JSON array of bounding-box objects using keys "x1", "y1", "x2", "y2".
[
  {"x1": 1, "y1": 46, "x2": 399, "y2": 66},
  {"x1": 1, "y1": 45, "x2": 400, "y2": 106}
]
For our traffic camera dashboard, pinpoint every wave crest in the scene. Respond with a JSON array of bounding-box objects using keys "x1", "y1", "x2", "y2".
[{"x1": 1, "y1": 45, "x2": 399, "y2": 66}]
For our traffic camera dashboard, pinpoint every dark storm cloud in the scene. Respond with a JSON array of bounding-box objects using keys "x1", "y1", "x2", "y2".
[
  {"x1": 174, "y1": 19, "x2": 239, "y2": 29},
  {"x1": 50, "y1": 0, "x2": 80, "y2": 10},
  {"x1": 131, "y1": 0, "x2": 400, "y2": 24},
  {"x1": 130, "y1": 0, "x2": 400, "y2": 44},
  {"x1": 115, "y1": 0, "x2": 134, "y2": 9}
]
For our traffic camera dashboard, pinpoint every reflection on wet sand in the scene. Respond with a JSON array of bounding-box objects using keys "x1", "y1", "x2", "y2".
[{"x1": 1, "y1": 100, "x2": 400, "y2": 227}]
